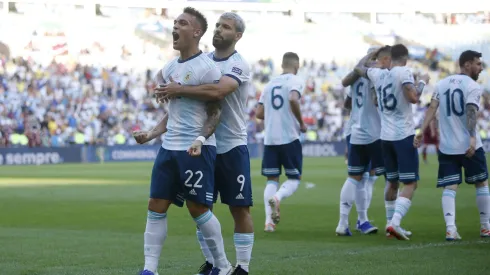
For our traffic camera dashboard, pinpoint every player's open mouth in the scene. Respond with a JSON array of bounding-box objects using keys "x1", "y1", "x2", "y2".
[
  {"x1": 213, "y1": 35, "x2": 222, "y2": 40},
  {"x1": 172, "y1": 32, "x2": 180, "y2": 42}
]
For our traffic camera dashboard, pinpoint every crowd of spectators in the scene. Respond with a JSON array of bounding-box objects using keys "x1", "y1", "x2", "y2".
[{"x1": 2, "y1": 51, "x2": 490, "y2": 149}]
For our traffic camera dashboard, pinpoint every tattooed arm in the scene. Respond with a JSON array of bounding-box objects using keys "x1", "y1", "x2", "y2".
[
  {"x1": 200, "y1": 101, "x2": 222, "y2": 139},
  {"x1": 466, "y1": 104, "x2": 478, "y2": 138}
]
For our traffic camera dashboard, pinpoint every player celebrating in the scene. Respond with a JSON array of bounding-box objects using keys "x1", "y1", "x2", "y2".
[
  {"x1": 255, "y1": 52, "x2": 306, "y2": 232},
  {"x1": 415, "y1": 50, "x2": 489, "y2": 240},
  {"x1": 356, "y1": 44, "x2": 429, "y2": 240},
  {"x1": 138, "y1": 7, "x2": 232, "y2": 275},
  {"x1": 155, "y1": 12, "x2": 253, "y2": 275},
  {"x1": 335, "y1": 46, "x2": 391, "y2": 236}
]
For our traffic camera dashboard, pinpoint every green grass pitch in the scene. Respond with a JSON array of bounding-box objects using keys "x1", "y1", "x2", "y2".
[{"x1": 0, "y1": 156, "x2": 489, "y2": 275}]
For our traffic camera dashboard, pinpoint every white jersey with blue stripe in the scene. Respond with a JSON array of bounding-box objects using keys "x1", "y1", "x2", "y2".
[
  {"x1": 160, "y1": 51, "x2": 222, "y2": 151},
  {"x1": 259, "y1": 73, "x2": 305, "y2": 146},
  {"x1": 349, "y1": 77, "x2": 381, "y2": 145},
  {"x1": 368, "y1": 66, "x2": 415, "y2": 141},
  {"x1": 433, "y1": 74, "x2": 483, "y2": 155},
  {"x1": 208, "y1": 51, "x2": 251, "y2": 154}
]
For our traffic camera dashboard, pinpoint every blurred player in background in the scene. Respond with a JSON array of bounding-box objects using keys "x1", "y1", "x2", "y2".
[
  {"x1": 256, "y1": 52, "x2": 306, "y2": 233},
  {"x1": 415, "y1": 50, "x2": 490, "y2": 240},
  {"x1": 356, "y1": 44, "x2": 429, "y2": 240},
  {"x1": 421, "y1": 106, "x2": 439, "y2": 164},
  {"x1": 137, "y1": 7, "x2": 232, "y2": 275},
  {"x1": 155, "y1": 12, "x2": 253, "y2": 275},
  {"x1": 335, "y1": 46, "x2": 391, "y2": 236}
]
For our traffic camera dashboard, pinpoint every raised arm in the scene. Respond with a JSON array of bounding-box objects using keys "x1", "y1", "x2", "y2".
[
  {"x1": 342, "y1": 70, "x2": 360, "y2": 88},
  {"x1": 353, "y1": 51, "x2": 377, "y2": 78},
  {"x1": 403, "y1": 71, "x2": 429, "y2": 104}
]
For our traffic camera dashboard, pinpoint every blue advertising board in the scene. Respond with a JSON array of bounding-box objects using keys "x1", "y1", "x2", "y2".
[{"x1": 0, "y1": 146, "x2": 82, "y2": 166}]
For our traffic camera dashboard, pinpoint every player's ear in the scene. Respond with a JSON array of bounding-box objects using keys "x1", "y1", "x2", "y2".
[
  {"x1": 235, "y1": 32, "x2": 243, "y2": 41},
  {"x1": 194, "y1": 28, "x2": 202, "y2": 38}
]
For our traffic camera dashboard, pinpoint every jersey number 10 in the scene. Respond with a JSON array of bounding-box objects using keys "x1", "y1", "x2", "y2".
[{"x1": 443, "y1": 89, "x2": 464, "y2": 117}]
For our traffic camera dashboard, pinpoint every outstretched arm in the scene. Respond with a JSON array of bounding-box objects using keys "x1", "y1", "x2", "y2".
[{"x1": 177, "y1": 76, "x2": 239, "y2": 101}]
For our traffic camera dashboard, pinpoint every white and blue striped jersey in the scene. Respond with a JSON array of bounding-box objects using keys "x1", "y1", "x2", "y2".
[
  {"x1": 259, "y1": 73, "x2": 305, "y2": 145},
  {"x1": 208, "y1": 51, "x2": 251, "y2": 154},
  {"x1": 433, "y1": 74, "x2": 483, "y2": 155},
  {"x1": 368, "y1": 66, "x2": 415, "y2": 141},
  {"x1": 160, "y1": 51, "x2": 222, "y2": 151},
  {"x1": 349, "y1": 77, "x2": 381, "y2": 145}
]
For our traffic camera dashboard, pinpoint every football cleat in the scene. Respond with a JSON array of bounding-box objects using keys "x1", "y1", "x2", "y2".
[
  {"x1": 385, "y1": 225, "x2": 412, "y2": 238},
  {"x1": 195, "y1": 261, "x2": 213, "y2": 275},
  {"x1": 359, "y1": 221, "x2": 378, "y2": 235},
  {"x1": 268, "y1": 196, "x2": 281, "y2": 224},
  {"x1": 480, "y1": 227, "x2": 490, "y2": 238},
  {"x1": 386, "y1": 225, "x2": 410, "y2": 240},
  {"x1": 264, "y1": 223, "x2": 276, "y2": 233},
  {"x1": 139, "y1": 270, "x2": 158, "y2": 275},
  {"x1": 336, "y1": 225, "x2": 352, "y2": 236},
  {"x1": 446, "y1": 231, "x2": 462, "y2": 241},
  {"x1": 231, "y1": 265, "x2": 248, "y2": 275}
]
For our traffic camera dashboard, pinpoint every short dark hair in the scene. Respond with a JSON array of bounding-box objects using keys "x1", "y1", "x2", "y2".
[
  {"x1": 375, "y1": 45, "x2": 392, "y2": 58},
  {"x1": 283, "y1": 52, "x2": 299, "y2": 62},
  {"x1": 458, "y1": 50, "x2": 482, "y2": 67},
  {"x1": 183, "y1": 7, "x2": 208, "y2": 36},
  {"x1": 391, "y1": 44, "x2": 409, "y2": 60}
]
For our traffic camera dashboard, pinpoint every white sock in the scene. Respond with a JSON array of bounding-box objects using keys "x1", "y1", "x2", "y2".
[
  {"x1": 366, "y1": 175, "x2": 378, "y2": 209},
  {"x1": 194, "y1": 210, "x2": 229, "y2": 269},
  {"x1": 391, "y1": 197, "x2": 412, "y2": 227},
  {"x1": 339, "y1": 177, "x2": 358, "y2": 227},
  {"x1": 476, "y1": 186, "x2": 490, "y2": 228},
  {"x1": 234, "y1": 233, "x2": 254, "y2": 272},
  {"x1": 385, "y1": 200, "x2": 396, "y2": 224},
  {"x1": 264, "y1": 180, "x2": 278, "y2": 225},
  {"x1": 275, "y1": 179, "x2": 300, "y2": 201},
  {"x1": 355, "y1": 179, "x2": 368, "y2": 224},
  {"x1": 197, "y1": 228, "x2": 214, "y2": 265},
  {"x1": 144, "y1": 211, "x2": 168, "y2": 273},
  {"x1": 442, "y1": 189, "x2": 456, "y2": 230}
]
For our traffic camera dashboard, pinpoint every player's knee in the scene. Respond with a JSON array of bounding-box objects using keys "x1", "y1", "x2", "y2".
[
  {"x1": 475, "y1": 181, "x2": 488, "y2": 189},
  {"x1": 445, "y1": 184, "x2": 458, "y2": 191},
  {"x1": 387, "y1": 180, "x2": 399, "y2": 190},
  {"x1": 267, "y1": 176, "x2": 279, "y2": 182},
  {"x1": 403, "y1": 181, "x2": 418, "y2": 191},
  {"x1": 186, "y1": 200, "x2": 210, "y2": 219},
  {"x1": 148, "y1": 198, "x2": 171, "y2": 213},
  {"x1": 229, "y1": 206, "x2": 251, "y2": 221},
  {"x1": 350, "y1": 175, "x2": 363, "y2": 182}
]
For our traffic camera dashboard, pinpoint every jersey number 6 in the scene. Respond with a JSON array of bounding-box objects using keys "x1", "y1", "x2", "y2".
[{"x1": 271, "y1": 86, "x2": 283, "y2": 110}]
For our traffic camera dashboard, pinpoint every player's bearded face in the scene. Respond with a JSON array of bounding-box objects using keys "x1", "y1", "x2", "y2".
[
  {"x1": 470, "y1": 58, "x2": 483, "y2": 81},
  {"x1": 212, "y1": 19, "x2": 238, "y2": 50}
]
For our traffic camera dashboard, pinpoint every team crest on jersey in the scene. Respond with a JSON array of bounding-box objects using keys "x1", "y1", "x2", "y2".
[
  {"x1": 184, "y1": 71, "x2": 192, "y2": 82},
  {"x1": 231, "y1": 67, "x2": 242, "y2": 75}
]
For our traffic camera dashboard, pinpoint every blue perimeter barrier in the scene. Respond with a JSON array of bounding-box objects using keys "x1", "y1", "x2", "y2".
[{"x1": 1, "y1": 140, "x2": 489, "y2": 166}]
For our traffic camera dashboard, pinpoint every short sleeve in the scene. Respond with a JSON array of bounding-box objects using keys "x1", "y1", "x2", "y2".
[
  {"x1": 431, "y1": 84, "x2": 440, "y2": 101},
  {"x1": 401, "y1": 68, "x2": 415, "y2": 85},
  {"x1": 346, "y1": 86, "x2": 352, "y2": 98},
  {"x1": 289, "y1": 76, "x2": 305, "y2": 97},
  {"x1": 200, "y1": 67, "x2": 221, "y2": 85},
  {"x1": 224, "y1": 61, "x2": 250, "y2": 86},
  {"x1": 366, "y1": 68, "x2": 380, "y2": 82},
  {"x1": 258, "y1": 91, "x2": 265, "y2": 104},
  {"x1": 466, "y1": 82, "x2": 482, "y2": 110}
]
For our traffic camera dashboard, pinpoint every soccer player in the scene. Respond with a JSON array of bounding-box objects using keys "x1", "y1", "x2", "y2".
[
  {"x1": 356, "y1": 44, "x2": 429, "y2": 240},
  {"x1": 335, "y1": 46, "x2": 391, "y2": 236},
  {"x1": 421, "y1": 106, "x2": 439, "y2": 164},
  {"x1": 137, "y1": 7, "x2": 232, "y2": 275},
  {"x1": 155, "y1": 12, "x2": 253, "y2": 275},
  {"x1": 255, "y1": 52, "x2": 306, "y2": 232},
  {"x1": 414, "y1": 50, "x2": 490, "y2": 240}
]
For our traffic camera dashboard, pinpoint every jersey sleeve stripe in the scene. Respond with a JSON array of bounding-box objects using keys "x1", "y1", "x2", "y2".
[
  {"x1": 402, "y1": 81, "x2": 414, "y2": 85},
  {"x1": 225, "y1": 73, "x2": 242, "y2": 86},
  {"x1": 290, "y1": 90, "x2": 301, "y2": 99}
]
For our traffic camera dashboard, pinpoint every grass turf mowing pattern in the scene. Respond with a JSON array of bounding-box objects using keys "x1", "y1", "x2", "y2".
[{"x1": 0, "y1": 156, "x2": 489, "y2": 275}]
